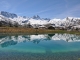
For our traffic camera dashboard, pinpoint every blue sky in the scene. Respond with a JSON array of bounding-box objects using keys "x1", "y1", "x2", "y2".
[{"x1": 0, "y1": 0, "x2": 80, "y2": 18}]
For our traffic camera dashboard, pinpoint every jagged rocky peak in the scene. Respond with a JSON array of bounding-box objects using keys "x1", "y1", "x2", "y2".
[
  {"x1": 32, "y1": 15, "x2": 50, "y2": 20},
  {"x1": 43, "y1": 18, "x2": 51, "y2": 20},
  {"x1": 0, "y1": 11, "x2": 17, "y2": 18},
  {"x1": 32, "y1": 15, "x2": 40, "y2": 19},
  {"x1": 23, "y1": 16, "x2": 27, "y2": 18},
  {"x1": 66, "y1": 17, "x2": 74, "y2": 20}
]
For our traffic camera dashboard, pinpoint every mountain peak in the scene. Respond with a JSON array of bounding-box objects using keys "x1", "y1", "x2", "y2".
[
  {"x1": 0, "y1": 11, "x2": 17, "y2": 18},
  {"x1": 32, "y1": 15, "x2": 40, "y2": 19}
]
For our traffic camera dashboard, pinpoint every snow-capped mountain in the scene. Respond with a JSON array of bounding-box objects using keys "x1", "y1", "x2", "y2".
[
  {"x1": 32, "y1": 15, "x2": 41, "y2": 19},
  {"x1": 0, "y1": 11, "x2": 51, "y2": 26},
  {"x1": 0, "y1": 11, "x2": 17, "y2": 18},
  {"x1": 0, "y1": 11, "x2": 80, "y2": 29}
]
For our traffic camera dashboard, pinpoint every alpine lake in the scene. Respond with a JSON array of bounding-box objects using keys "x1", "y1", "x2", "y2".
[{"x1": 0, "y1": 33, "x2": 80, "y2": 60}]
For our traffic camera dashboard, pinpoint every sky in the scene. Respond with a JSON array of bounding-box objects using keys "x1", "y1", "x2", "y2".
[{"x1": 0, "y1": 0, "x2": 80, "y2": 19}]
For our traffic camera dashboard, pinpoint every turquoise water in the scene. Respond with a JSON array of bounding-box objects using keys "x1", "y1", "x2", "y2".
[{"x1": 0, "y1": 33, "x2": 80, "y2": 60}]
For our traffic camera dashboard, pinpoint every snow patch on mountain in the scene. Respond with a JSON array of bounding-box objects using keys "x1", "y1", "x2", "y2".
[
  {"x1": 0, "y1": 11, "x2": 80, "y2": 28},
  {"x1": 28, "y1": 18, "x2": 49, "y2": 25}
]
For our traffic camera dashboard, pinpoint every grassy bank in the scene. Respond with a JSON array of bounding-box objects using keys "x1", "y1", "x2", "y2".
[{"x1": 0, "y1": 27, "x2": 80, "y2": 34}]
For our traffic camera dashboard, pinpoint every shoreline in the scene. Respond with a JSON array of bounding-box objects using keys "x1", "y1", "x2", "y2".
[{"x1": 0, "y1": 27, "x2": 80, "y2": 35}]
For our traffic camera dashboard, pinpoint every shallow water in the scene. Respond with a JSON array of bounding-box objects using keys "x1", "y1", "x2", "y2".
[{"x1": 0, "y1": 33, "x2": 80, "y2": 60}]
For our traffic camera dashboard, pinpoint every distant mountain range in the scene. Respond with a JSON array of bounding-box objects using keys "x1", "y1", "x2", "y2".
[{"x1": 0, "y1": 11, "x2": 80, "y2": 29}]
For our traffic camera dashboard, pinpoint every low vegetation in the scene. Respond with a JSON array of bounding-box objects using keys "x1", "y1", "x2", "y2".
[{"x1": 0, "y1": 27, "x2": 80, "y2": 34}]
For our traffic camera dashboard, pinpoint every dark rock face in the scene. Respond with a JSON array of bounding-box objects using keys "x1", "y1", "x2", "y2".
[
  {"x1": 32, "y1": 15, "x2": 41, "y2": 19},
  {"x1": 0, "y1": 21, "x2": 8, "y2": 26},
  {"x1": 0, "y1": 11, "x2": 17, "y2": 18}
]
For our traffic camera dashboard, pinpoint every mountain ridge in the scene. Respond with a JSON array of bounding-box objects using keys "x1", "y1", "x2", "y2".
[{"x1": 0, "y1": 11, "x2": 80, "y2": 30}]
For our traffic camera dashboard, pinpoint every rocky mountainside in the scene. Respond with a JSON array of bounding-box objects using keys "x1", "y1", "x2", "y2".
[
  {"x1": 0, "y1": 11, "x2": 17, "y2": 18},
  {"x1": 0, "y1": 11, "x2": 80, "y2": 29}
]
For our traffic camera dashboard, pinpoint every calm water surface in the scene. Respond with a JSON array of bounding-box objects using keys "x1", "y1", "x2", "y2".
[{"x1": 0, "y1": 33, "x2": 80, "y2": 60}]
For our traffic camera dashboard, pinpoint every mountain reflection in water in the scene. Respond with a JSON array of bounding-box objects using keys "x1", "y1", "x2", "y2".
[
  {"x1": 0, "y1": 33, "x2": 80, "y2": 60},
  {"x1": 0, "y1": 33, "x2": 80, "y2": 47}
]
